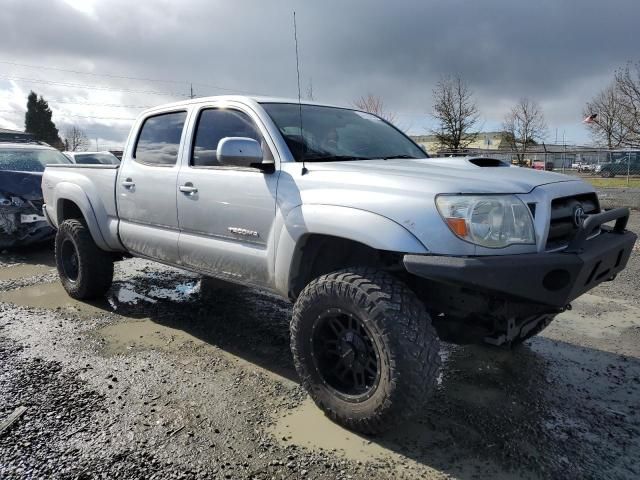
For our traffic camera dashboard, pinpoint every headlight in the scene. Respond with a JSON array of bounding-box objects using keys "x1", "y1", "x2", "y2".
[{"x1": 436, "y1": 195, "x2": 535, "y2": 248}]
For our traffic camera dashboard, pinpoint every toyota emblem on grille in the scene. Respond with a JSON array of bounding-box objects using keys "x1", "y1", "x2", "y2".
[{"x1": 573, "y1": 205, "x2": 586, "y2": 227}]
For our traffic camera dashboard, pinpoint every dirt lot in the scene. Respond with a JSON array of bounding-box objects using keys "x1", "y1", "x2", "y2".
[{"x1": 1, "y1": 212, "x2": 639, "y2": 479}]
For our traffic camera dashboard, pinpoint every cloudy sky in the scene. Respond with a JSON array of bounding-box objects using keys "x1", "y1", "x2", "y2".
[{"x1": 0, "y1": 0, "x2": 637, "y2": 149}]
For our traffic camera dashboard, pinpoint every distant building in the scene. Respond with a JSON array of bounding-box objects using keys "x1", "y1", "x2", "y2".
[
  {"x1": 410, "y1": 131, "x2": 607, "y2": 169},
  {"x1": 0, "y1": 128, "x2": 34, "y2": 143},
  {"x1": 411, "y1": 131, "x2": 511, "y2": 156}
]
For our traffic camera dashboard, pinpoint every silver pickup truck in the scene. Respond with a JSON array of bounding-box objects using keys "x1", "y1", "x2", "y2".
[{"x1": 42, "y1": 96, "x2": 636, "y2": 433}]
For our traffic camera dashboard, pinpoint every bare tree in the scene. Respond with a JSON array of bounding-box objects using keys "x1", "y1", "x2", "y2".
[
  {"x1": 431, "y1": 75, "x2": 479, "y2": 151},
  {"x1": 63, "y1": 125, "x2": 89, "y2": 151},
  {"x1": 502, "y1": 98, "x2": 547, "y2": 166},
  {"x1": 583, "y1": 83, "x2": 632, "y2": 148},
  {"x1": 353, "y1": 93, "x2": 397, "y2": 123},
  {"x1": 614, "y1": 63, "x2": 640, "y2": 146}
]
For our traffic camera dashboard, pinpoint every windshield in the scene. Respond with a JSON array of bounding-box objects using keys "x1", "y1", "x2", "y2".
[
  {"x1": 73, "y1": 152, "x2": 120, "y2": 165},
  {"x1": 0, "y1": 148, "x2": 72, "y2": 172},
  {"x1": 261, "y1": 103, "x2": 428, "y2": 162}
]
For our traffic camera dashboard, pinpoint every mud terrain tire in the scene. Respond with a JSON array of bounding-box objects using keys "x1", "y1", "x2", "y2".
[
  {"x1": 291, "y1": 268, "x2": 441, "y2": 434},
  {"x1": 55, "y1": 219, "x2": 114, "y2": 299}
]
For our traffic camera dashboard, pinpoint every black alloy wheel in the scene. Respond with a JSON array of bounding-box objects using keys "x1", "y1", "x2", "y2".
[{"x1": 311, "y1": 308, "x2": 380, "y2": 400}]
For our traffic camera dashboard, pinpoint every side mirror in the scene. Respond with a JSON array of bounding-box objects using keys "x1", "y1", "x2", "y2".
[{"x1": 217, "y1": 137, "x2": 272, "y2": 171}]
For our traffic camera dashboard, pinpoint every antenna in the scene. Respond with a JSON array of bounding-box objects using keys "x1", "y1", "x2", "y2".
[{"x1": 293, "y1": 11, "x2": 307, "y2": 175}]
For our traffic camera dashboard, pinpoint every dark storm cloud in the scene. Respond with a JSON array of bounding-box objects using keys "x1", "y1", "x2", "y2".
[{"x1": 0, "y1": 0, "x2": 638, "y2": 144}]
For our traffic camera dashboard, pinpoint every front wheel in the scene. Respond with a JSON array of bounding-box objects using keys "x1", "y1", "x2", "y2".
[
  {"x1": 291, "y1": 268, "x2": 441, "y2": 434},
  {"x1": 55, "y1": 219, "x2": 114, "y2": 299}
]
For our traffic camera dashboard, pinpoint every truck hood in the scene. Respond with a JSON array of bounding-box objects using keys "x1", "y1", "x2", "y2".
[{"x1": 303, "y1": 157, "x2": 577, "y2": 194}]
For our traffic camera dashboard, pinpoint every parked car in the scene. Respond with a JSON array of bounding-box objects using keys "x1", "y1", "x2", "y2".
[
  {"x1": 578, "y1": 163, "x2": 596, "y2": 173},
  {"x1": 0, "y1": 141, "x2": 72, "y2": 248},
  {"x1": 532, "y1": 160, "x2": 554, "y2": 171},
  {"x1": 596, "y1": 156, "x2": 640, "y2": 177},
  {"x1": 63, "y1": 151, "x2": 120, "y2": 165},
  {"x1": 42, "y1": 96, "x2": 636, "y2": 434}
]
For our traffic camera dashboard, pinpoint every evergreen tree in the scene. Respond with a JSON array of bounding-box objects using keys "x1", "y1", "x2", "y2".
[{"x1": 24, "y1": 91, "x2": 63, "y2": 148}]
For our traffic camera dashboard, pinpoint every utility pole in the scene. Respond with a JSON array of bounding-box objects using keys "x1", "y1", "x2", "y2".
[
  {"x1": 562, "y1": 131, "x2": 566, "y2": 174},
  {"x1": 189, "y1": 83, "x2": 195, "y2": 99},
  {"x1": 96, "y1": 137, "x2": 99, "y2": 151}
]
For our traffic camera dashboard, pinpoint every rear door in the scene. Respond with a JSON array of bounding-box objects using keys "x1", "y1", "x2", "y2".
[
  {"x1": 176, "y1": 103, "x2": 279, "y2": 286},
  {"x1": 117, "y1": 110, "x2": 188, "y2": 264}
]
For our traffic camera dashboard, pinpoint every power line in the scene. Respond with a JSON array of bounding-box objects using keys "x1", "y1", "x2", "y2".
[
  {"x1": 49, "y1": 100, "x2": 150, "y2": 109},
  {"x1": 0, "y1": 59, "x2": 272, "y2": 96},
  {"x1": 58, "y1": 114, "x2": 136, "y2": 121},
  {"x1": 0, "y1": 75, "x2": 188, "y2": 97},
  {"x1": 0, "y1": 59, "x2": 191, "y2": 85},
  {"x1": 2, "y1": 107, "x2": 136, "y2": 122}
]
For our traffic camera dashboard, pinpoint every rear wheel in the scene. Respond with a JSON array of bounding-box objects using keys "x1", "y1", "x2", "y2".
[
  {"x1": 291, "y1": 268, "x2": 441, "y2": 434},
  {"x1": 55, "y1": 219, "x2": 113, "y2": 299}
]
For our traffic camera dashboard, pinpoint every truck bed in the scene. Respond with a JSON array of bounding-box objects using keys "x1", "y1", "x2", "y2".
[{"x1": 42, "y1": 164, "x2": 124, "y2": 251}]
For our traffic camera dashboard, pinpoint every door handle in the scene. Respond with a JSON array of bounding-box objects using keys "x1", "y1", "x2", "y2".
[
  {"x1": 179, "y1": 183, "x2": 198, "y2": 194},
  {"x1": 121, "y1": 179, "x2": 135, "y2": 188}
]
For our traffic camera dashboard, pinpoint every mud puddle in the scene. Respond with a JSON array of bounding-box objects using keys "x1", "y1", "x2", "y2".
[
  {"x1": 0, "y1": 263, "x2": 55, "y2": 281},
  {"x1": 0, "y1": 281, "x2": 109, "y2": 315},
  {"x1": 270, "y1": 397, "x2": 519, "y2": 479},
  {"x1": 0, "y1": 278, "x2": 201, "y2": 316},
  {"x1": 93, "y1": 318, "x2": 199, "y2": 355},
  {"x1": 271, "y1": 398, "x2": 395, "y2": 464}
]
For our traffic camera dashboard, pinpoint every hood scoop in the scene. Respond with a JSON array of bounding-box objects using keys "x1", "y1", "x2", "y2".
[{"x1": 468, "y1": 157, "x2": 510, "y2": 167}]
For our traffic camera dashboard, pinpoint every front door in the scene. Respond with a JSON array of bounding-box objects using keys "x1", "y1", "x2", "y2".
[
  {"x1": 117, "y1": 110, "x2": 188, "y2": 264},
  {"x1": 177, "y1": 105, "x2": 279, "y2": 286}
]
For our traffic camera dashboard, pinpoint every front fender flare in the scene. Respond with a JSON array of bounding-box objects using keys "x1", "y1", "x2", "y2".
[{"x1": 273, "y1": 204, "x2": 428, "y2": 295}]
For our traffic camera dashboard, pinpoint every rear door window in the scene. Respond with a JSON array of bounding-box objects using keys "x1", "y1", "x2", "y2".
[{"x1": 134, "y1": 111, "x2": 187, "y2": 166}]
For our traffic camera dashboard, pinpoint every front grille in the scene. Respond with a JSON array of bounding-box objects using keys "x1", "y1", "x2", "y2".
[{"x1": 546, "y1": 193, "x2": 600, "y2": 250}]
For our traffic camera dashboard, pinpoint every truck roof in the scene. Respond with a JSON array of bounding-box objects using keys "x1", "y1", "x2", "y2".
[{"x1": 139, "y1": 95, "x2": 346, "y2": 116}]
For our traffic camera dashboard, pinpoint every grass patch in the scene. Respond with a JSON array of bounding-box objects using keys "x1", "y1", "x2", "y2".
[{"x1": 584, "y1": 177, "x2": 640, "y2": 188}]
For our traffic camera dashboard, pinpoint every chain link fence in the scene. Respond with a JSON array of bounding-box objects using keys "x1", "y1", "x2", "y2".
[{"x1": 434, "y1": 148, "x2": 640, "y2": 186}]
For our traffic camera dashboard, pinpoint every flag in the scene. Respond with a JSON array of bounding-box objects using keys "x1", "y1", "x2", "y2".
[{"x1": 583, "y1": 113, "x2": 597, "y2": 124}]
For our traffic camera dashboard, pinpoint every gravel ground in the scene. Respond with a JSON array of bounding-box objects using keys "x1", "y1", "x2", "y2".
[{"x1": 0, "y1": 210, "x2": 638, "y2": 479}]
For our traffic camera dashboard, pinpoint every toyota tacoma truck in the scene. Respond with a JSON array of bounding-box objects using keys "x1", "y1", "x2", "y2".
[{"x1": 41, "y1": 96, "x2": 637, "y2": 434}]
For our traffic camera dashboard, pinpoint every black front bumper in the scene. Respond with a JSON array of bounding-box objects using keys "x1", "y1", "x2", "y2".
[{"x1": 404, "y1": 208, "x2": 637, "y2": 308}]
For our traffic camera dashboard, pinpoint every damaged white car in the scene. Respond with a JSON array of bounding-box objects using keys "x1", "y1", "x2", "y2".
[{"x1": 0, "y1": 142, "x2": 71, "y2": 248}]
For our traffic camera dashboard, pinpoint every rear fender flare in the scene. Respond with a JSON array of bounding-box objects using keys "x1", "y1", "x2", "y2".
[{"x1": 54, "y1": 182, "x2": 110, "y2": 251}]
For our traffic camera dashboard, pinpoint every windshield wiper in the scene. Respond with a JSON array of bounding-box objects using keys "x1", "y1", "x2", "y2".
[{"x1": 302, "y1": 155, "x2": 372, "y2": 162}]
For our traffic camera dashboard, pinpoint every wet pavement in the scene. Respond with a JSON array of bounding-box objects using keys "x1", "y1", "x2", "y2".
[{"x1": 0, "y1": 214, "x2": 639, "y2": 479}]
